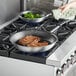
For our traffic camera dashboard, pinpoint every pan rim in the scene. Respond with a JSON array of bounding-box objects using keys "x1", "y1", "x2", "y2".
[
  {"x1": 10, "y1": 30, "x2": 58, "y2": 46},
  {"x1": 19, "y1": 10, "x2": 46, "y2": 19}
]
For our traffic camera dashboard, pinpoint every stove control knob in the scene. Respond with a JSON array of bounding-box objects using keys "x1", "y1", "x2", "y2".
[
  {"x1": 70, "y1": 55, "x2": 75, "y2": 64},
  {"x1": 61, "y1": 63, "x2": 67, "y2": 73},
  {"x1": 67, "y1": 59, "x2": 71, "y2": 67},
  {"x1": 74, "y1": 51, "x2": 76, "y2": 62},
  {"x1": 56, "y1": 69, "x2": 62, "y2": 76},
  {"x1": 74, "y1": 51, "x2": 76, "y2": 54}
]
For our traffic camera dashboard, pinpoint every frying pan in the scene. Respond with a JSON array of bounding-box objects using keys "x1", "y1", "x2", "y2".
[
  {"x1": 10, "y1": 30, "x2": 58, "y2": 53},
  {"x1": 19, "y1": 10, "x2": 52, "y2": 23},
  {"x1": 10, "y1": 20, "x2": 72, "y2": 53}
]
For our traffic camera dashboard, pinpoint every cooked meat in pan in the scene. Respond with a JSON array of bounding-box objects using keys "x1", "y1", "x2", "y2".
[
  {"x1": 18, "y1": 35, "x2": 40, "y2": 46},
  {"x1": 27, "y1": 40, "x2": 48, "y2": 47},
  {"x1": 18, "y1": 35, "x2": 48, "y2": 47}
]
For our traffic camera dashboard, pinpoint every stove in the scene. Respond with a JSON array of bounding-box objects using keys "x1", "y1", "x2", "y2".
[{"x1": 0, "y1": 17, "x2": 76, "y2": 64}]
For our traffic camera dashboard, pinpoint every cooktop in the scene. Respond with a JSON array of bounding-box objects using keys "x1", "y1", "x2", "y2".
[{"x1": 0, "y1": 18, "x2": 76, "y2": 64}]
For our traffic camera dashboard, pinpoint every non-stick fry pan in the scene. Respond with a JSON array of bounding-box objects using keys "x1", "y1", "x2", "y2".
[
  {"x1": 10, "y1": 30, "x2": 58, "y2": 53},
  {"x1": 19, "y1": 10, "x2": 52, "y2": 23}
]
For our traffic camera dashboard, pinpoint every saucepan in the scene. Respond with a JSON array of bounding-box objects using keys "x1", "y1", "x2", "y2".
[
  {"x1": 19, "y1": 10, "x2": 52, "y2": 23},
  {"x1": 9, "y1": 20, "x2": 71, "y2": 53}
]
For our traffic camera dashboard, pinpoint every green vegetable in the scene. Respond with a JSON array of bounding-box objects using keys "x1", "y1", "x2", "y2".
[{"x1": 24, "y1": 12, "x2": 41, "y2": 19}]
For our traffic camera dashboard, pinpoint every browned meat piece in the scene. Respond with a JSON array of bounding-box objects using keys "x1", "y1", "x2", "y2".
[
  {"x1": 27, "y1": 39, "x2": 39, "y2": 47},
  {"x1": 18, "y1": 35, "x2": 40, "y2": 46},
  {"x1": 37, "y1": 41, "x2": 48, "y2": 46},
  {"x1": 27, "y1": 41, "x2": 48, "y2": 47},
  {"x1": 18, "y1": 35, "x2": 48, "y2": 47}
]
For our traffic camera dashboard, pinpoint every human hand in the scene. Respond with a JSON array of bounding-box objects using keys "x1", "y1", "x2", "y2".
[{"x1": 59, "y1": 1, "x2": 76, "y2": 13}]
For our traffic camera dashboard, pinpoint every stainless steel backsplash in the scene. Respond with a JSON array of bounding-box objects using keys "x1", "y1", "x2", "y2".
[
  {"x1": 24, "y1": 0, "x2": 68, "y2": 12},
  {"x1": 0, "y1": 0, "x2": 20, "y2": 25},
  {"x1": 25, "y1": 0, "x2": 56, "y2": 13}
]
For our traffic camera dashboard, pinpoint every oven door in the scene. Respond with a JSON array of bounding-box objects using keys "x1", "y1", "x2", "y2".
[
  {"x1": 64, "y1": 63, "x2": 76, "y2": 76},
  {"x1": 0, "y1": 56, "x2": 54, "y2": 76}
]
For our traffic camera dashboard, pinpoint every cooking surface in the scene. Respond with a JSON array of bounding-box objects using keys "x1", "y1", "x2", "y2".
[{"x1": 0, "y1": 17, "x2": 76, "y2": 64}]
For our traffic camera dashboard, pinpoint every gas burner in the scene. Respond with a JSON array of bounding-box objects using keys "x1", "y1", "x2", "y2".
[
  {"x1": 67, "y1": 22, "x2": 76, "y2": 31},
  {"x1": 39, "y1": 18, "x2": 58, "y2": 31},
  {"x1": 0, "y1": 41, "x2": 14, "y2": 57},
  {"x1": 57, "y1": 26, "x2": 72, "y2": 41}
]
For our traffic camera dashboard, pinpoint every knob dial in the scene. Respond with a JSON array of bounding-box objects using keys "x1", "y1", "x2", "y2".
[
  {"x1": 70, "y1": 55, "x2": 74, "y2": 64},
  {"x1": 66, "y1": 59, "x2": 71, "y2": 67},
  {"x1": 56, "y1": 69, "x2": 62, "y2": 76},
  {"x1": 61, "y1": 63, "x2": 67, "y2": 73},
  {"x1": 74, "y1": 51, "x2": 76, "y2": 62}
]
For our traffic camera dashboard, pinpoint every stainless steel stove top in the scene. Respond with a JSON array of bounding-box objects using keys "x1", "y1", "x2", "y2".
[{"x1": 0, "y1": 17, "x2": 76, "y2": 66}]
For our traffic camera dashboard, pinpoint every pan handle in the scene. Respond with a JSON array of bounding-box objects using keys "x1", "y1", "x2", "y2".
[
  {"x1": 44, "y1": 13, "x2": 52, "y2": 18},
  {"x1": 41, "y1": 20, "x2": 71, "y2": 34}
]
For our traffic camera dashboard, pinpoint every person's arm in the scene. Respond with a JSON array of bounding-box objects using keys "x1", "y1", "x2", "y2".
[
  {"x1": 68, "y1": 0, "x2": 76, "y2": 3},
  {"x1": 59, "y1": 1, "x2": 76, "y2": 12}
]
